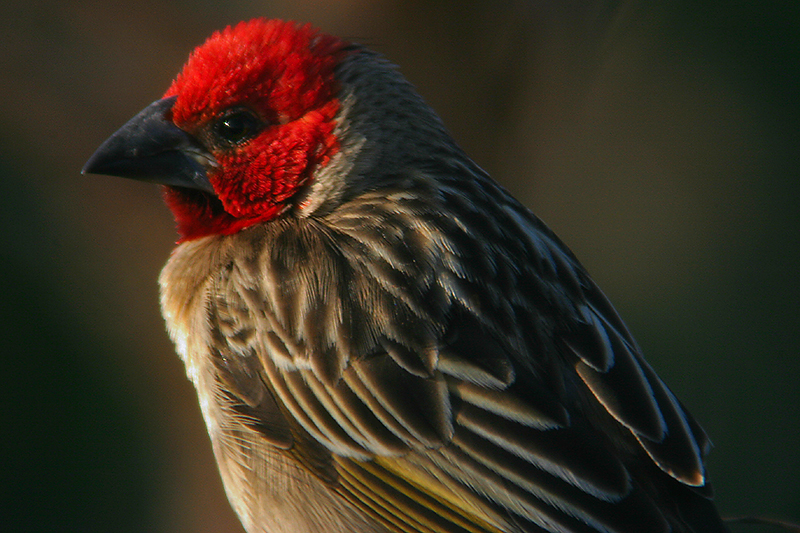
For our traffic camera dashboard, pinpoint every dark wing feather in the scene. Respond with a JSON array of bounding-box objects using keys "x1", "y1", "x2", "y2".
[{"x1": 204, "y1": 173, "x2": 724, "y2": 533}]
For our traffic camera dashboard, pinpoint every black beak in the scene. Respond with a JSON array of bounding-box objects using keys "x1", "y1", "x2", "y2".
[{"x1": 82, "y1": 95, "x2": 216, "y2": 194}]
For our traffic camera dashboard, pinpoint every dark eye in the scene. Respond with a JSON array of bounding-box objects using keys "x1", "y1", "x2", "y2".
[{"x1": 212, "y1": 108, "x2": 263, "y2": 147}]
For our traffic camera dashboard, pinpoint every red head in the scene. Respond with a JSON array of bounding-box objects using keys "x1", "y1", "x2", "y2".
[
  {"x1": 161, "y1": 19, "x2": 348, "y2": 240},
  {"x1": 84, "y1": 19, "x2": 349, "y2": 241},
  {"x1": 83, "y1": 18, "x2": 450, "y2": 242}
]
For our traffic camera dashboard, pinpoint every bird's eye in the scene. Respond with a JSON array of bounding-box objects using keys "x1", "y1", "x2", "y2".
[{"x1": 212, "y1": 108, "x2": 263, "y2": 147}]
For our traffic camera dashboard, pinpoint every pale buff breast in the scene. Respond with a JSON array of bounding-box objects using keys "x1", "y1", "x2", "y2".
[{"x1": 158, "y1": 234, "x2": 391, "y2": 533}]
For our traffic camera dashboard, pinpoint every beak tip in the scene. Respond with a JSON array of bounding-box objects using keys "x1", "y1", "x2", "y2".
[
  {"x1": 81, "y1": 147, "x2": 114, "y2": 177},
  {"x1": 81, "y1": 158, "x2": 95, "y2": 176}
]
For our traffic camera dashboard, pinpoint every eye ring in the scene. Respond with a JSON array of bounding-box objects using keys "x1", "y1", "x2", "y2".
[{"x1": 211, "y1": 108, "x2": 264, "y2": 147}]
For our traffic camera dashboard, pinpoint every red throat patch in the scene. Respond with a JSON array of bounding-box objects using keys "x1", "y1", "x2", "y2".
[{"x1": 162, "y1": 19, "x2": 349, "y2": 241}]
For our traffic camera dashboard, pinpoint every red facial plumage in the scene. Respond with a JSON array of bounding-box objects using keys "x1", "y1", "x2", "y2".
[{"x1": 162, "y1": 19, "x2": 347, "y2": 241}]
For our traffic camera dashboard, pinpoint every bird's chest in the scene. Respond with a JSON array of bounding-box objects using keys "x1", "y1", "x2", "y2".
[
  {"x1": 186, "y1": 344, "x2": 390, "y2": 533},
  {"x1": 159, "y1": 242, "x2": 390, "y2": 533}
]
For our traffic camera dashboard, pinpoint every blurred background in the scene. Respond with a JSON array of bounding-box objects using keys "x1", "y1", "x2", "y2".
[{"x1": 1, "y1": 0, "x2": 798, "y2": 531}]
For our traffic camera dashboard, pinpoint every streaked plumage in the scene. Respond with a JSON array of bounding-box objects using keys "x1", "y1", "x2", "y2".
[{"x1": 85, "y1": 19, "x2": 728, "y2": 533}]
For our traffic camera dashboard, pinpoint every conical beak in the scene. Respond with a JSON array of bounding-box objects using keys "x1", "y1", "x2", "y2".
[{"x1": 83, "y1": 95, "x2": 216, "y2": 194}]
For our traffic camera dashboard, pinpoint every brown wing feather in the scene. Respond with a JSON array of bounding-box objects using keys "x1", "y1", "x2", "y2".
[{"x1": 198, "y1": 170, "x2": 723, "y2": 533}]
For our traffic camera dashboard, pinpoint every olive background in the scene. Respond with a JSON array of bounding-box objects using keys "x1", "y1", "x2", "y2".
[{"x1": 1, "y1": 1, "x2": 798, "y2": 531}]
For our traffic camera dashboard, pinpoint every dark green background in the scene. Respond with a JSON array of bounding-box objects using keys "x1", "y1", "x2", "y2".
[{"x1": 2, "y1": 1, "x2": 797, "y2": 531}]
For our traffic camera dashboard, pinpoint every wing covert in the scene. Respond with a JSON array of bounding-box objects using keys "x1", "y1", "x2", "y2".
[{"x1": 200, "y1": 181, "x2": 720, "y2": 532}]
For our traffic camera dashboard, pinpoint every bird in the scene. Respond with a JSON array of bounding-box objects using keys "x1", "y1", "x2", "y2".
[{"x1": 83, "y1": 18, "x2": 729, "y2": 533}]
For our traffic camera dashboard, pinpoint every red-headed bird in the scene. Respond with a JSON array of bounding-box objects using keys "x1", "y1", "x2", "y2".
[{"x1": 84, "y1": 19, "x2": 729, "y2": 533}]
